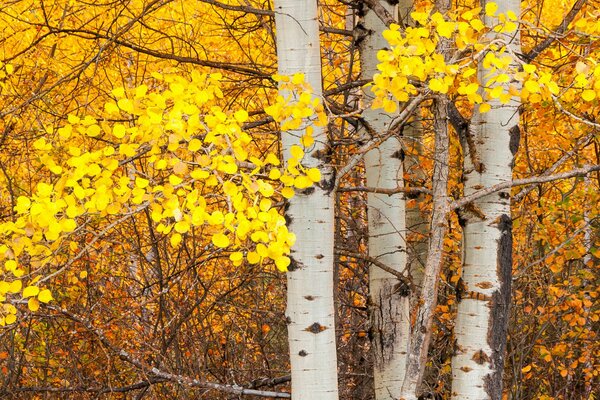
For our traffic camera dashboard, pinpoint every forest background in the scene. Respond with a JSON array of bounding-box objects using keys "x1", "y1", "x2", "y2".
[{"x1": 0, "y1": 0, "x2": 598, "y2": 399}]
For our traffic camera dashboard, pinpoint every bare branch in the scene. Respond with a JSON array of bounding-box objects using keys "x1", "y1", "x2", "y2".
[
  {"x1": 43, "y1": 306, "x2": 292, "y2": 399},
  {"x1": 523, "y1": 0, "x2": 587, "y2": 61},
  {"x1": 451, "y1": 164, "x2": 600, "y2": 210},
  {"x1": 514, "y1": 133, "x2": 595, "y2": 202},
  {"x1": 337, "y1": 185, "x2": 431, "y2": 196}
]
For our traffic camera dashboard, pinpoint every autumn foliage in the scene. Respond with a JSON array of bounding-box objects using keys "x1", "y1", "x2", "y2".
[{"x1": 0, "y1": 0, "x2": 598, "y2": 399}]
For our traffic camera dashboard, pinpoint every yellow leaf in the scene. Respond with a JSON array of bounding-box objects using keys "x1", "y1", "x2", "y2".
[
  {"x1": 582, "y1": 90, "x2": 596, "y2": 102},
  {"x1": 37, "y1": 289, "x2": 53, "y2": 303},
  {"x1": 480, "y1": 103, "x2": 491, "y2": 113},
  {"x1": 306, "y1": 168, "x2": 321, "y2": 183},
  {"x1": 247, "y1": 251, "x2": 261, "y2": 264},
  {"x1": 188, "y1": 138, "x2": 202, "y2": 152},
  {"x1": 281, "y1": 187, "x2": 295, "y2": 199},
  {"x1": 290, "y1": 145, "x2": 304, "y2": 160},
  {"x1": 28, "y1": 298, "x2": 40, "y2": 312},
  {"x1": 485, "y1": 2, "x2": 498, "y2": 16},
  {"x1": 294, "y1": 175, "x2": 313, "y2": 189},
  {"x1": 8, "y1": 280, "x2": 22, "y2": 294},
  {"x1": 275, "y1": 256, "x2": 290, "y2": 271},
  {"x1": 292, "y1": 73, "x2": 305, "y2": 84},
  {"x1": 212, "y1": 233, "x2": 230, "y2": 248},
  {"x1": 5, "y1": 314, "x2": 16, "y2": 325},
  {"x1": 113, "y1": 124, "x2": 126, "y2": 139},
  {"x1": 521, "y1": 365, "x2": 532, "y2": 373},
  {"x1": 383, "y1": 99, "x2": 397, "y2": 113},
  {"x1": 436, "y1": 21, "x2": 455, "y2": 38},
  {"x1": 22, "y1": 286, "x2": 40, "y2": 298},
  {"x1": 230, "y1": 252, "x2": 244, "y2": 262},
  {"x1": 170, "y1": 233, "x2": 182, "y2": 247},
  {"x1": 117, "y1": 98, "x2": 134, "y2": 113},
  {"x1": 174, "y1": 220, "x2": 190, "y2": 234},
  {"x1": 234, "y1": 110, "x2": 248, "y2": 123},
  {"x1": 135, "y1": 177, "x2": 149, "y2": 189}
]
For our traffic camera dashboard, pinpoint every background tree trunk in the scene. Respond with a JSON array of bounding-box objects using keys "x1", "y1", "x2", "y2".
[{"x1": 273, "y1": 1, "x2": 339, "y2": 399}]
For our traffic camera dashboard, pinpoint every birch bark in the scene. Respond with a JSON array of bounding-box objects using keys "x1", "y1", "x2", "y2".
[
  {"x1": 451, "y1": 1, "x2": 520, "y2": 398},
  {"x1": 273, "y1": 2, "x2": 339, "y2": 399},
  {"x1": 360, "y1": 2, "x2": 410, "y2": 398}
]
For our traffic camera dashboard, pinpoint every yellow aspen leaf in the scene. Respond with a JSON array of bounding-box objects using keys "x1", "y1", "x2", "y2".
[
  {"x1": 247, "y1": 251, "x2": 261, "y2": 264},
  {"x1": 470, "y1": 18, "x2": 485, "y2": 31},
  {"x1": 8, "y1": 280, "x2": 22, "y2": 293},
  {"x1": 294, "y1": 175, "x2": 313, "y2": 189},
  {"x1": 306, "y1": 168, "x2": 321, "y2": 183},
  {"x1": 521, "y1": 365, "x2": 532, "y2": 373},
  {"x1": 28, "y1": 298, "x2": 40, "y2": 312},
  {"x1": 170, "y1": 233, "x2": 182, "y2": 247},
  {"x1": 480, "y1": 103, "x2": 491, "y2": 113},
  {"x1": 525, "y1": 80, "x2": 540, "y2": 93},
  {"x1": 212, "y1": 233, "x2": 230, "y2": 248},
  {"x1": 117, "y1": 98, "x2": 134, "y2": 113},
  {"x1": 86, "y1": 124, "x2": 101, "y2": 137},
  {"x1": 281, "y1": 187, "x2": 295, "y2": 199},
  {"x1": 259, "y1": 198, "x2": 272, "y2": 212},
  {"x1": 292, "y1": 73, "x2": 305, "y2": 84},
  {"x1": 290, "y1": 145, "x2": 304, "y2": 159},
  {"x1": 37, "y1": 289, "x2": 53, "y2": 303},
  {"x1": 188, "y1": 138, "x2": 202, "y2": 152},
  {"x1": 113, "y1": 124, "x2": 126, "y2": 139},
  {"x1": 490, "y1": 86, "x2": 504, "y2": 99},
  {"x1": 22, "y1": 286, "x2": 40, "y2": 298},
  {"x1": 234, "y1": 110, "x2": 248, "y2": 123},
  {"x1": 135, "y1": 177, "x2": 149, "y2": 189},
  {"x1": 383, "y1": 99, "x2": 397, "y2": 113},
  {"x1": 169, "y1": 175, "x2": 183, "y2": 186},
  {"x1": 4, "y1": 314, "x2": 16, "y2": 325},
  {"x1": 80, "y1": 271, "x2": 88, "y2": 279},
  {"x1": 485, "y1": 2, "x2": 498, "y2": 16},
  {"x1": 174, "y1": 220, "x2": 190, "y2": 234},
  {"x1": 436, "y1": 21, "x2": 455, "y2": 38},
  {"x1": 112, "y1": 87, "x2": 125, "y2": 97},
  {"x1": 582, "y1": 90, "x2": 596, "y2": 101},
  {"x1": 230, "y1": 252, "x2": 244, "y2": 262},
  {"x1": 275, "y1": 256, "x2": 291, "y2": 271},
  {"x1": 464, "y1": 82, "x2": 479, "y2": 95}
]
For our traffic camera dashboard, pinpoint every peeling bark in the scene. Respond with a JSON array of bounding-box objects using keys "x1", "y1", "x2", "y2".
[{"x1": 451, "y1": 1, "x2": 520, "y2": 398}]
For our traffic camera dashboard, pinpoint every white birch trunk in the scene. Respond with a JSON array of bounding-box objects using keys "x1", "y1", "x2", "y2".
[
  {"x1": 360, "y1": 4, "x2": 410, "y2": 399},
  {"x1": 273, "y1": 2, "x2": 339, "y2": 399},
  {"x1": 451, "y1": 1, "x2": 520, "y2": 398}
]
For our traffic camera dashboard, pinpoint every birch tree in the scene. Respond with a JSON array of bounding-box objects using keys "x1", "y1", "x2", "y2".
[
  {"x1": 451, "y1": 0, "x2": 521, "y2": 398},
  {"x1": 273, "y1": 1, "x2": 339, "y2": 399},
  {"x1": 359, "y1": 2, "x2": 410, "y2": 399}
]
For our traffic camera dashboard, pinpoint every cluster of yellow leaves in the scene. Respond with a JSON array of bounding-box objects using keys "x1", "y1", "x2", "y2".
[
  {"x1": 0, "y1": 71, "x2": 323, "y2": 325},
  {"x1": 372, "y1": 3, "x2": 600, "y2": 114}
]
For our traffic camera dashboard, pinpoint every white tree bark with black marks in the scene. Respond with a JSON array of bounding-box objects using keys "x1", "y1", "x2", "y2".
[
  {"x1": 359, "y1": 2, "x2": 411, "y2": 399},
  {"x1": 273, "y1": 1, "x2": 339, "y2": 399},
  {"x1": 451, "y1": 0, "x2": 520, "y2": 398}
]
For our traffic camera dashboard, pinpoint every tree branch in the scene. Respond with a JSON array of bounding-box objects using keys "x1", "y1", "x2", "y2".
[
  {"x1": 337, "y1": 185, "x2": 431, "y2": 196},
  {"x1": 451, "y1": 164, "x2": 600, "y2": 211},
  {"x1": 44, "y1": 306, "x2": 291, "y2": 398},
  {"x1": 523, "y1": 0, "x2": 587, "y2": 61}
]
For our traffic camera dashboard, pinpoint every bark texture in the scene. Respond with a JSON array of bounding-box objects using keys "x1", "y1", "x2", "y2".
[
  {"x1": 273, "y1": 2, "x2": 339, "y2": 399},
  {"x1": 360, "y1": 3, "x2": 410, "y2": 399},
  {"x1": 451, "y1": 1, "x2": 520, "y2": 398}
]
